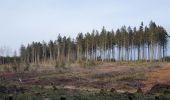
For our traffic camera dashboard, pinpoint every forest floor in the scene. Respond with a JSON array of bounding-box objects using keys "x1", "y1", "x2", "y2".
[{"x1": 0, "y1": 62, "x2": 170, "y2": 99}]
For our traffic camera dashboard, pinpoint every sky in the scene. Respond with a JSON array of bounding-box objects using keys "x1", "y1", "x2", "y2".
[{"x1": 0, "y1": 0, "x2": 170, "y2": 56}]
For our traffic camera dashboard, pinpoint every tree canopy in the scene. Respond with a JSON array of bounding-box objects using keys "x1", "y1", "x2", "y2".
[{"x1": 20, "y1": 21, "x2": 169, "y2": 64}]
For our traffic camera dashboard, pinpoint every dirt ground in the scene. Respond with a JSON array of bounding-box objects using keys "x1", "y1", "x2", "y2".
[
  {"x1": 142, "y1": 63, "x2": 170, "y2": 92},
  {"x1": 0, "y1": 62, "x2": 170, "y2": 94}
]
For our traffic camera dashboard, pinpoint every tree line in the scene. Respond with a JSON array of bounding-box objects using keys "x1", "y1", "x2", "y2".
[
  {"x1": 0, "y1": 46, "x2": 18, "y2": 65},
  {"x1": 20, "y1": 21, "x2": 169, "y2": 64}
]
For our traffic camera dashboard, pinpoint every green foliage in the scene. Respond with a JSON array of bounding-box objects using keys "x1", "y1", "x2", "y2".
[
  {"x1": 0, "y1": 56, "x2": 20, "y2": 65},
  {"x1": 19, "y1": 21, "x2": 169, "y2": 65}
]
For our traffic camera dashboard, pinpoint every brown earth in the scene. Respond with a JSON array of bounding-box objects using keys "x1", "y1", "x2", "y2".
[
  {"x1": 142, "y1": 63, "x2": 170, "y2": 92},
  {"x1": 1, "y1": 62, "x2": 170, "y2": 94}
]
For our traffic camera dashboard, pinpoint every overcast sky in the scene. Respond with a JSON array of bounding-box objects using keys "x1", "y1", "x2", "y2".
[{"x1": 0, "y1": 0, "x2": 169, "y2": 56}]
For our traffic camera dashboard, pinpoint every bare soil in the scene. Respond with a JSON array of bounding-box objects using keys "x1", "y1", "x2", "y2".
[
  {"x1": 142, "y1": 63, "x2": 170, "y2": 92},
  {"x1": 0, "y1": 62, "x2": 170, "y2": 94}
]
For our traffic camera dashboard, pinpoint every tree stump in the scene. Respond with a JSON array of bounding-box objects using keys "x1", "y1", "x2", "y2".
[
  {"x1": 137, "y1": 87, "x2": 143, "y2": 94},
  {"x1": 128, "y1": 95, "x2": 133, "y2": 100},
  {"x1": 110, "y1": 88, "x2": 116, "y2": 93},
  {"x1": 155, "y1": 96, "x2": 159, "y2": 100},
  {"x1": 8, "y1": 95, "x2": 13, "y2": 100},
  {"x1": 60, "y1": 96, "x2": 66, "y2": 100}
]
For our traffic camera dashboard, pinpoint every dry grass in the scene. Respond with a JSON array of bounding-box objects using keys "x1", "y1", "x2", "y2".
[{"x1": 116, "y1": 72, "x2": 147, "y2": 81}]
